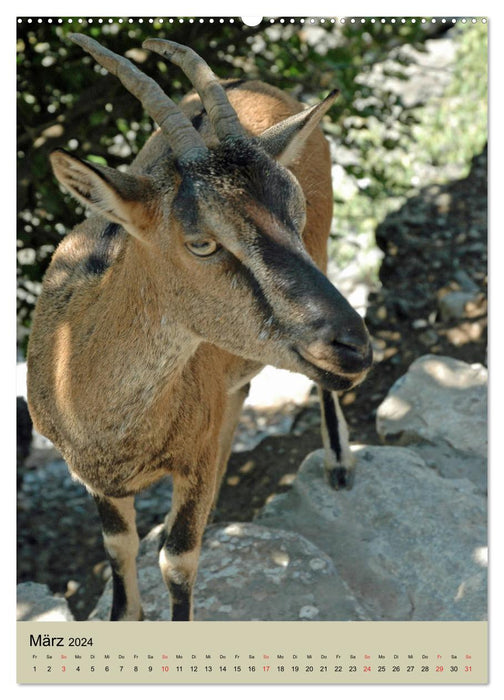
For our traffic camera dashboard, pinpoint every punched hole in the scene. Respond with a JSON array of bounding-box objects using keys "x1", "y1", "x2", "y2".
[{"x1": 241, "y1": 16, "x2": 263, "y2": 26}]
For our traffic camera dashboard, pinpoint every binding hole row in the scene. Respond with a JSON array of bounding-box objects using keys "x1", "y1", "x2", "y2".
[{"x1": 17, "y1": 17, "x2": 487, "y2": 25}]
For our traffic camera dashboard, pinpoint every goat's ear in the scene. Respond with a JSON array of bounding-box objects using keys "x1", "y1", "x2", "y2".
[
  {"x1": 50, "y1": 149, "x2": 153, "y2": 229},
  {"x1": 257, "y1": 90, "x2": 338, "y2": 166}
]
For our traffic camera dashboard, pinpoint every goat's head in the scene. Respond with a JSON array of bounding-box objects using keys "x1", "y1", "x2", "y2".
[{"x1": 50, "y1": 34, "x2": 372, "y2": 391}]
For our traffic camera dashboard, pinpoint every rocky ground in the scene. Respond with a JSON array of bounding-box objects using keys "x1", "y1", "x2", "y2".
[
  {"x1": 16, "y1": 141, "x2": 487, "y2": 621},
  {"x1": 16, "y1": 30, "x2": 487, "y2": 621},
  {"x1": 19, "y1": 352, "x2": 487, "y2": 624},
  {"x1": 220, "y1": 142, "x2": 488, "y2": 515}
]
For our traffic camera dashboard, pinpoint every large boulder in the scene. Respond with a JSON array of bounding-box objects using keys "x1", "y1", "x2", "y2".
[
  {"x1": 376, "y1": 355, "x2": 487, "y2": 492},
  {"x1": 17, "y1": 581, "x2": 74, "y2": 621},
  {"x1": 257, "y1": 447, "x2": 487, "y2": 621},
  {"x1": 21, "y1": 351, "x2": 487, "y2": 624},
  {"x1": 90, "y1": 522, "x2": 366, "y2": 622},
  {"x1": 88, "y1": 354, "x2": 487, "y2": 623}
]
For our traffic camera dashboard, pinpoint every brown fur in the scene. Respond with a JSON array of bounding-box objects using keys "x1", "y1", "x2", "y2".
[
  {"x1": 27, "y1": 42, "x2": 371, "y2": 620},
  {"x1": 179, "y1": 81, "x2": 332, "y2": 268}
]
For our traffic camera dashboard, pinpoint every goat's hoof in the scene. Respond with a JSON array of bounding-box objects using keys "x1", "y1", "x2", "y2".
[
  {"x1": 110, "y1": 606, "x2": 145, "y2": 621},
  {"x1": 324, "y1": 449, "x2": 356, "y2": 490},
  {"x1": 326, "y1": 465, "x2": 355, "y2": 490}
]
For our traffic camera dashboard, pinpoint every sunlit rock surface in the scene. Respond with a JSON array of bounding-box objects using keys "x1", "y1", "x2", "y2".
[
  {"x1": 18, "y1": 355, "x2": 487, "y2": 622},
  {"x1": 376, "y1": 355, "x2": 487, "y2": 492}
]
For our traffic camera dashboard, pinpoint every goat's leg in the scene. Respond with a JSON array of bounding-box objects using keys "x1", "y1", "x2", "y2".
[
  {"x1": 318, "y1": 387, "x2": 356, "y2": 490},
  {"x1": 94, "y1": 494, "x2": 143, "y2": 621},
  {"x1": 212, "y1": 381, "x2": 250, "y2": 510},
  {"x1": 159, "y1": 467, "x2": 217, "y2": 621}
]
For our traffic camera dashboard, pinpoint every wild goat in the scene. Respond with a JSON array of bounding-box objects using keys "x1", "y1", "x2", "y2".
[{"x1": 27, "y1": 34, "x2": 372, "y2": 621}]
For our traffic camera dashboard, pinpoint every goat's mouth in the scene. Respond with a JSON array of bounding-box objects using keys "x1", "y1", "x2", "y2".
[{"x1": 292, "y1": 342, "x2": 372, "y2": 392}]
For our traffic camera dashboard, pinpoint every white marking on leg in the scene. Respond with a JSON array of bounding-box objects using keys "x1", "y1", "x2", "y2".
[
  {"x1": 103, "y1": 528, "x2": 142, "y2": 621},
  {"x1": 333, "y1": 392, "x2": 355, "y2": 471}
]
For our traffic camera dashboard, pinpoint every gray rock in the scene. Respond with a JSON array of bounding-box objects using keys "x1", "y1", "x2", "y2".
[
  {"x1": 376, "y1": 355, "x2": 487, "y2": 491},
  {"x1": 89, "y1": 354, "x2": 487, "y2": 624},
  {"x1": 196, "y1": 523, "x2": 366, "y2": 621},
  {"x1": 453, "y1": 269, "x2": 481, "y2": 294},
  {"x1": 17, "y1": 581, "x2": 74, "y2": 621},
  {"x1": 257, "y1": 447, "x2": 487, "y2": 622},
  {"x1": 90, "y1": 522, "x2": 366, "y2": 622},
  {"x1": 438, "y1": 290, "x2": 483, "y2": 321}
]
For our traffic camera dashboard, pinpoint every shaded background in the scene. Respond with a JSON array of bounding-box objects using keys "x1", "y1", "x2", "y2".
[{"x1": 17, "y1": 17, "x2": 487, "y2": 619}]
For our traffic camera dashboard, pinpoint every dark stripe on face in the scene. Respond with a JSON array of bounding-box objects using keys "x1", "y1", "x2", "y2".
[
  {"x1": 85, "y1": 222, "x2": 122, "y2": 276},
  {"x1": 94, "y1": 495, "x2": 128, "y2": 535},
  {"x1": 239, "y1": 158, "x2": 300, "y2": 233},
  {"x1": 235, "y1": 259, "x2": 276, "y2": 327},
  {"x1": 172, "y1": 173, "x2": 199, "y2": 231},
  {"x1": 321, "y1": 389, "x2": 342, "y2": 461},
  {"x1": 254, "y1": 232, "x2": 368, "y2": 347},
  {"x1": 254, "y1": 233, "x2": 336, "y2": 306}
]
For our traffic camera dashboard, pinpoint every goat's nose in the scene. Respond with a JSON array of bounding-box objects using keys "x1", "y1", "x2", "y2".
[
  {"x1": 310, "y1": 313, "x2": 370, "y2": 351},
  {"x1": 304, "y1": 316, "x2": 373, "y2": 375},
  {"x1": 332, "y1": 332, "x2": 373, "y2": 373},
  {"x1": 322, "y1": 320, "x2": 370, "y2": 354}
]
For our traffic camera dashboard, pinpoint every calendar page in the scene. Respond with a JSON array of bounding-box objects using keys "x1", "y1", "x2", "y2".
[{"x1": 16, "y1": 14, "x2": 488, "y2": 686}]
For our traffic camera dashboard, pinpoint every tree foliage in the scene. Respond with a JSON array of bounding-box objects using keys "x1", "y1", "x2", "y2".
[{"x1": 17, "y1": 18, "x2": 486, "y2": 349}]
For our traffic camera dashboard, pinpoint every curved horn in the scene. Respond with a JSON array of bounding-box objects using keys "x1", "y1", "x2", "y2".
[
  {"x1": 69, "y1": 33, "x2": 207, "y2": 161},
  {"x1": 143, "y1": 39, "x2": 245, "y2": 142}
]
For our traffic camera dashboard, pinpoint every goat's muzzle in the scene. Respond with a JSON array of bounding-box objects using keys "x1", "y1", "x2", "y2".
[{"x1": 293, "y1": 312, "x2": 373, "y2": 391}]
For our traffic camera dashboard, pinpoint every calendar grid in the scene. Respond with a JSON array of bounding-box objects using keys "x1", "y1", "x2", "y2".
[{"x1": 17, "y1": 621, "x2": 487, "y2": 684}]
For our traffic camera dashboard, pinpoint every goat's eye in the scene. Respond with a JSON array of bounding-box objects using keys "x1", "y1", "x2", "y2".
[{"x1": 185, "y1": 239, "x2": 220, "y2": 257}]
